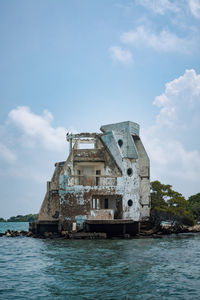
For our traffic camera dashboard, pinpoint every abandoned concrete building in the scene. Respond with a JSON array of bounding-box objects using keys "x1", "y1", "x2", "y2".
[{"x1": 32, "y1": 121, "x2": 150, "y2": 236}]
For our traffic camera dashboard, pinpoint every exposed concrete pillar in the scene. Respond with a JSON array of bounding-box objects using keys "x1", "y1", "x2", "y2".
[{"x1": 97, "y1": 198, "x2": 100, "y2": 210}]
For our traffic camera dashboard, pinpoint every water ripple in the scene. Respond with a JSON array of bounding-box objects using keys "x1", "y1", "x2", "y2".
[{"x1": 0, "y1": 224, "x2": 200, "y2": 299}]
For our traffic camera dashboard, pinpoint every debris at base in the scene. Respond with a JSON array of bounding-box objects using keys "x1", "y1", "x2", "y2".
[{"x1": 3, "y1": 230, "x2": 29, "y2": 237}]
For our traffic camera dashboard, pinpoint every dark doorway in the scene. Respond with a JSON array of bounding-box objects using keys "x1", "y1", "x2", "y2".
[{"x1": 104, "y1": 198, "x2": 108, "y2": 209}]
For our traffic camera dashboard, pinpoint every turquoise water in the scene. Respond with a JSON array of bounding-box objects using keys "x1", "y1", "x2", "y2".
[
  {"x1": 0, "y1": 222, "x2": 29, "y2": 233},
  {"x1": 0, "y1": 223, "x2": 200, "y2": 299}
]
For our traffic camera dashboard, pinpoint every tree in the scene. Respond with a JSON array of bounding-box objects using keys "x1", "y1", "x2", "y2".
[
  {"x1": 6, "y1": 214, "x2": 38, "y2": 222},
  {"x1": 188, "y1": 193, "x2": 200, "y2": 221},
  {"x1": 150, "y1": 180, "x2": 195, "y2": 227}
]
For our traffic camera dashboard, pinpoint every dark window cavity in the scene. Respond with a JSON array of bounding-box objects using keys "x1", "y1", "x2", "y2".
[
  {"x1": 127, "y1": 168, "x2": 133, "y2": 176},
  {"x1": 118, "y1": 139, "x2": 123, "y2": 147},
  {"x1": 128, "y1": 199, "x2": 133, "y2": 207},
  {"x1": 96, "y1": 170, "x2": 101, "y2": 186},
  {"x1": 104, "y1": 198, "x2": 108, "y2": 209}
]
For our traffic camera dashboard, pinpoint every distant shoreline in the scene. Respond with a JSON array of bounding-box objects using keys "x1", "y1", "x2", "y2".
[{"x1": 0, "y1": 214, "x2": 38, "y2": 223}]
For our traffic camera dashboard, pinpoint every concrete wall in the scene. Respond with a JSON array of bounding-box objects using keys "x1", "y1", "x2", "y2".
[
  {"x1": 134, "y1": 137, "x2": 150, "y2": 219},
  {"x1": 38, "y1": 162, "x2": 64, "y2": 221},
  {"x1": 100, "y1": 121, "x2": 150, "y2": 221}
]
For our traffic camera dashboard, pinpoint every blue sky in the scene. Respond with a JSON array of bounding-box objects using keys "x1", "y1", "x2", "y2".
[{"x1": 0, "y1": 0, "x2": 200, "y2": 218}]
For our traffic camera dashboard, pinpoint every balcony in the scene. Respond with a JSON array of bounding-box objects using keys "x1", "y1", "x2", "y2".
[{"x1": 67, "y1": 175, "x2": 117, "y2": 186}]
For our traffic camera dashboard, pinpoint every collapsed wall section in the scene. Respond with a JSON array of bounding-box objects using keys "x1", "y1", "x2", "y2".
[{"x1": 37, "y1": 162, "x2": 65, "y2": 222}]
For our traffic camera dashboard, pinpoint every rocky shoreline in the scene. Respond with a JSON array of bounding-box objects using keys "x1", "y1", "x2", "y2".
[
  {"x1": 1, "y1": 225, "x2": 200, "y2": 239},
  {"x1": 139, "y1": 224, "x2": 200, "y2": 238}
]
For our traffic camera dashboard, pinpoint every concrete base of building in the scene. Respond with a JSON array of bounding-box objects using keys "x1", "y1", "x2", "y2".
[
  {"x1": 85, "y1": 219, "x2": 140, "y2": 236},
  {"x1": 29, "y1": 220, "x2": 59, "y2": 234},
  {"x1": 30, "y1": 219, "x2": 140, "y2": 237}
]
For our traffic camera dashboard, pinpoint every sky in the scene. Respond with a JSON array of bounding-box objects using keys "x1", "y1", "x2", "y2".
[{"x1": 0, "y1": 0, "x2": 200, "y2": 218}]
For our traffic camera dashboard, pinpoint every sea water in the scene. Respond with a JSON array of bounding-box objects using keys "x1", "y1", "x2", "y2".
[{"x1": 0, "y1": 222, "x2": 200, "y2": 300}]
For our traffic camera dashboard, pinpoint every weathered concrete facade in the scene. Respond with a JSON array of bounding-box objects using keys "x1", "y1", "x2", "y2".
[{"x1": 33, "y1": 121, "x2": 150, "y2": 236}]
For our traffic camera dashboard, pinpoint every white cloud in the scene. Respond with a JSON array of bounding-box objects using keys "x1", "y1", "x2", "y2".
[
  {"x1": 0, "y1": 105, "x2": 76, "y2": 189},
  {"x1": 154, "y1": 69, "x2": 200, "y2": 128},
  {"x1": 121, "y1": 26, "x2": 193, "y2": 53},
  {"x1": 0, "y1": 106, "x2": 70, "y2": 184},
  {"x1": 143, "y1": 69, "x2": 200, "y2": 197},
  {"x1": 136, "y1": 0, "x2": 180, "y2": 15},
  {"x1": 0, "y1": 107, "x2": 71, "y2": 217},
  {"x1": 109, "y1": 46, "x2": 133, "y2": 63},
  {"x1": 189, "y1": 0, "x2": 200, "y2": 19},
  {"x1": 8, "y1": 106, "x2": 66, "y2": 151}
]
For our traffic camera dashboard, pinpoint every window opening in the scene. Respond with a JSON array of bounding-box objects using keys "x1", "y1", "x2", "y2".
[
  {"x1": 128, "y1": 199, "x2": 133, "y2": 207},
  {"x1": 118, "y1": 139, "x2": 123, "y2": 147},
  {"x1": 127, "y1": 168, "x2": 133, "y2": 176},
  {"x1": 78, "y1": 170, "x2": 81, "y2": 185},
  {"x1": 96, "y1": 170, "x2": 101, "y2": 186},
  {"x1": 104, "y1": 198, "x2": 108, "y2": 209}
]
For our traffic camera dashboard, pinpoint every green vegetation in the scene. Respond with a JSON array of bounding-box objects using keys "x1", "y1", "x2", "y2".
[
  {"x1": 150, "y1": 180, "x2": 196, "y2": 227},
  {"x1": 0, "y1": 214, "x2": 38, "y2": 222},
  {"x1": 188, "y1": 193, "x2": 200, "y2": 221}
]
